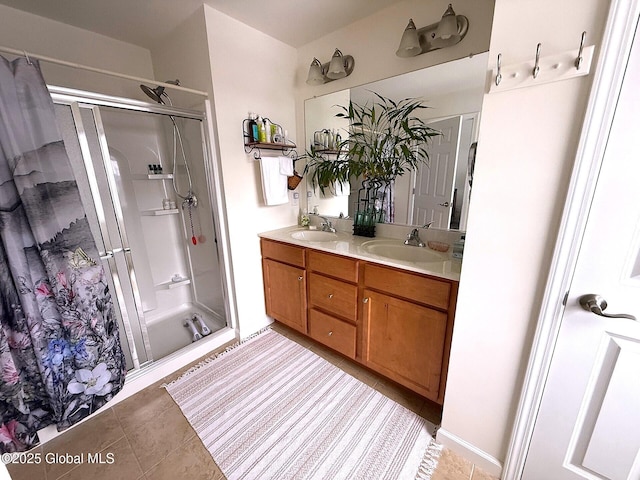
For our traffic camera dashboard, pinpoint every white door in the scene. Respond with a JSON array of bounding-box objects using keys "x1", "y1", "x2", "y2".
[
  {"x1": 522, "y1": 19, "x2": 640, "y2": 480},
  {"x1": 412, "y1": 116, "x2": 461, "y2": 228}
]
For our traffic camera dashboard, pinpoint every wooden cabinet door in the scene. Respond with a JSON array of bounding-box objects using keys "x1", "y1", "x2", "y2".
[
  {"x1": 362, "y1": 289, "x2": 448, "y2": 402},
  {"x1": 262, "y1": 258, "x2": 307, "y2": 333}
]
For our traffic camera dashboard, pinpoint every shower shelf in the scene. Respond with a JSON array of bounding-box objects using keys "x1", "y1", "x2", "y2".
[
  {"x1": 141, "y1": 208, "x2": 180, "y2": 216},
  {"x1": 155, "y1": 278, "x2": 191, "y2": 290},
  {"x1": 132, "y1": 174, "x2": 174, "y2": 180}
]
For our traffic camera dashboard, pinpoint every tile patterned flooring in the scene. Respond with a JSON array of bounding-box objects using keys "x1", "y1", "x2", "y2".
[{"x1": 7, "y1": 323, "x2": 497, "y2": 480}]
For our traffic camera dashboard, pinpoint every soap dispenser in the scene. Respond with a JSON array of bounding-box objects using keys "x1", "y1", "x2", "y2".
[{"x1": 452, "y1": 235, "x2": 465, "y2": 260}]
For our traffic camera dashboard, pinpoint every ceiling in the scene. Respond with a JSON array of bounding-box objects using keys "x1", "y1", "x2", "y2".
[{"x1": 0, "y1": 0, "x2": 406, "y2": 49}]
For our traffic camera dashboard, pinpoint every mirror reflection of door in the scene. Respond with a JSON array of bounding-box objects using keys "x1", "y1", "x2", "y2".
[{"x1": 410, "y1": 116, "x2": 462, "y2": 229}]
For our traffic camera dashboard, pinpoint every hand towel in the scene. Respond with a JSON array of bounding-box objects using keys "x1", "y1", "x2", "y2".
[
  {"x1": 278, "y1": 156, "x2": 294, "y2": 176},
  {"x1": 259, "y1": 156, "x2": 289, "y2": 206}
]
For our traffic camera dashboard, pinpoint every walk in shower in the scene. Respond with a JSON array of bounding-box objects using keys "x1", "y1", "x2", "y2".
[{"x1": 50, "y1": 86, "x2": 230, "y2": 373}]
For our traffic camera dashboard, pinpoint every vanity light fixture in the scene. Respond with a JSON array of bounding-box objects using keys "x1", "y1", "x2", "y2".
[
  {"x1": 396, "y1": 4, "x2": 469, "y2": 57},
  {"x1": 305, "y1": 49, "x2": 355, "y2": 86}
]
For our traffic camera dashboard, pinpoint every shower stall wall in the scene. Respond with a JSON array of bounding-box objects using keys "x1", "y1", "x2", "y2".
[{"x1": 50, "y1": 87, "x2": 230, "y2": 373}]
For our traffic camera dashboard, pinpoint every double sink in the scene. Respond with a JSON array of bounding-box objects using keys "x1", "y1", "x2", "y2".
[{"x1": 289, "y1": 230, "x2": 448, "y2": 264}]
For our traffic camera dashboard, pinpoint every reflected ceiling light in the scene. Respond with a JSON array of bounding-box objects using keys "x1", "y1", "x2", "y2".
[
  {"x1": 396, "y1": 4, "x2": 469, "y2": 57},
  {"x1": 305, "y1": 48, "x2": 355, "y2": 85}
]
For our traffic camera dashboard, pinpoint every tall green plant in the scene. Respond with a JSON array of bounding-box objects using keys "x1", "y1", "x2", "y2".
[{"x1": 308, "y1": 93, "x2": 441, "y2": 194}]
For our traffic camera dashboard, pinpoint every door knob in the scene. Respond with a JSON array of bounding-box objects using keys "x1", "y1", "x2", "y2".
[
  {"x1": 439, "y1": 201, "x2": 451, "y2": 207},
  {"x1": 578, "y1": 294, "x2": 637, "y2": 321}
]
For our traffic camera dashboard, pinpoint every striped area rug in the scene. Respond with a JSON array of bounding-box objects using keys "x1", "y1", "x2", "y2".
[{"x1": 166, "y1": 329, "x2": 441, "y2": 480}]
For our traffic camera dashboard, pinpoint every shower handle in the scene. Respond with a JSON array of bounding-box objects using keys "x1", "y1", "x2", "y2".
[{"x1": 99, "y1": 247, "x2": 131, "y2": 260}]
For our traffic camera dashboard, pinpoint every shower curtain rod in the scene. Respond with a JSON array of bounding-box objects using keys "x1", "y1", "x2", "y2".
[{"x1": 0, "y1": 45, "x2": 209, "y2": 97}]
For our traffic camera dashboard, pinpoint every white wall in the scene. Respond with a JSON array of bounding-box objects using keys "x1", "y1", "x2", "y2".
[
  {"x1": 202, "y1": 6, "x2": 300, "y2": 337},
  {"x1": 0, "y1": 4, "x2": 153, "y2": 98},
  {"x1": 438, "y1": 0, "x2": 611, "y2": 472}
]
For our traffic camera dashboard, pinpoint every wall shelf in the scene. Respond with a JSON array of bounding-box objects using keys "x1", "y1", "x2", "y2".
[
  {"x1": 155, "y1": 278, "x2": 191, "y2": 290},
  {"x1": 141, "y1": 208, "x2": 180, "y2": 216},
  {"x1": 132, "y1": 174, "x2": 174, "y2": 180},
  {"x1": 242, "y1": 117, "x2": 296, "y2": 160}
]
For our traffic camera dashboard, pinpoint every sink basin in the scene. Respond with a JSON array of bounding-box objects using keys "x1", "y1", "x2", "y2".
[
  {"x1": 362, "y1": 240, "x2": 448, "y2": 263},
  {"x1": 290, "y1": 230, "x2": 338, "y2": 242}
]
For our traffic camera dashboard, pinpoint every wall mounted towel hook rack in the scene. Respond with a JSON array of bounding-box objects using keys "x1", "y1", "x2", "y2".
[
  {"x1": 533, "y1": 43, "x2": 542, "y2": 79},
  {"x1": 490, "y1": 32, "x2": 594, "y2": 93},
  {"x1": 495, "y1": 53, "x2": 502, "y2": 86},
  {"x1": 575, "y1": 31, "x2": 586, "y2": 70}
]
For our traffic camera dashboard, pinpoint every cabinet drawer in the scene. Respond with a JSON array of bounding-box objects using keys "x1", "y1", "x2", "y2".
[
  {"x1": 307, "y1": 250, "x2": 358, "y2": 283},
  {"x1": 308, "y1": 309, "x2": 356, "y2": 359},
  {"x1": 364, "y1": 263, "x2": 451, "y2": 310},
  {"x1": 309, "y1": 272, "x2": 358, "y2": 321},
  {"x1": 261, "y1": 239, "x2": 305, "y2": 267}
]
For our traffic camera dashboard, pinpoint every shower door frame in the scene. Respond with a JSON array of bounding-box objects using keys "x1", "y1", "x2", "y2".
[{"x1": 49, "y1": 85, "x2": 238, "y2": 373}]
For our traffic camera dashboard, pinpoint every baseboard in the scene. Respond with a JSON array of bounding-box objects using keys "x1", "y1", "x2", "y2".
[{"x1": 436, "y1": 428, "x2": 503, "y2": 478}]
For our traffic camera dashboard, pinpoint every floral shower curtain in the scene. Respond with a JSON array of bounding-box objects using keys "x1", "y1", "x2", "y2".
[{"x1": 0, "y1": 56, "x2": 125, "y2": 452}]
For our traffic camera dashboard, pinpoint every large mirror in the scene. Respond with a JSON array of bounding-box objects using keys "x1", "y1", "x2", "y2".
[{"x1": 304, "y1": 52, "x2": 488, "y2": 231}]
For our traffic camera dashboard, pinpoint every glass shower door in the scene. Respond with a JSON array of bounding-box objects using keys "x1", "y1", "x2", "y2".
[
  {"x1": 54, "y1": 102, "x2": 148, "y2": 370},
  {"x1": 54, "y1": 93, "x2": 228, "y2": 370}
]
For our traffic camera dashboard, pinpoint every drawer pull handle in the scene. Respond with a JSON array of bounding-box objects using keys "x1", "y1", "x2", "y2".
[
  {"x1": 328, "y1": 331, "x2": 333, "y2": 336},
  {"x1": 363, "y1": 298, "x2": 369, "y2": 304},
  {"x1": 328, "y1": 294, "x2": 334, "y2": 299},
  {"x1": 298, "y1": 276, "x2": 303, "y2": 281}
]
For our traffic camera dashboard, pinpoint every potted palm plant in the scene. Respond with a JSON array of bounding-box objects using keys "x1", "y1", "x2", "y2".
[{"x1": 308, "y1": 93, "x2": 441, "y2": 236}]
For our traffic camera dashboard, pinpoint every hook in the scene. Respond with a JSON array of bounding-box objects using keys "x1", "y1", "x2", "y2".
[
  {"x1": 575, "y1": 31, "x2": 586, "y2": 70},
  {"x1": 495, "y1": 53, "x2": 502, "y2": 86},
  {"x1": 533, "y1": 43, "x2": 541, "y2": 79},
  {"x1": 23, "y1": 50, "x2": 32, "y2": 65}
]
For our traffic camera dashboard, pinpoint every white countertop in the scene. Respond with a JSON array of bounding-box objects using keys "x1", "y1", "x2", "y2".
[{"x1": 259, "y1": 225, "x2": 461, "y2": 282}]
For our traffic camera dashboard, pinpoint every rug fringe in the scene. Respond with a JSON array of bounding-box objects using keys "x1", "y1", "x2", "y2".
[
  {"x1": 162, "y1": 326, "x2": 273, "y2": 388},
  {"x1": 414, "y1": 440, "x2": 443, "y2": 480}
]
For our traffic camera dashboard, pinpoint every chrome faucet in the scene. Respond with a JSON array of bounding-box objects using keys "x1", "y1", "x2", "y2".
[
  {"x1": 317, "y1": 215, "x2": 336, "y2": 233},
  {"x1": 404, "y1": 228, "x2": 425, "y2": 247}
]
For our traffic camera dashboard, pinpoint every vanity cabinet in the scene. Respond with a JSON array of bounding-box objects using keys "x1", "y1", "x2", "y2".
[
  {"x1": 261, "y1": 240, "x2": 307, "y2": 334},
  {"x1": 260, "y1": 237, "x2": 457, "y2": 404},
  {"x1": 362, "y1": 264, "x2": 456, "y2": 403},
  {"x1": 307, "y1": 250, "x2": 359, "y2": 359}
]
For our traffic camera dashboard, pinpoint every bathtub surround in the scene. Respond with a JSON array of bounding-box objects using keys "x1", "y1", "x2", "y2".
[
  {"x1": 166, "y1": 328, "x2": 439, "y2": 480},
  {"x1": 0, "y1": 57, "x2": 126, "y2": 452}
]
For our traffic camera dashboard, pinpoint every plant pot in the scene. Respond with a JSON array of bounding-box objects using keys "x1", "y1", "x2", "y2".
[{"x1": 287, "y1": 171, "x2": 303, "y2": 190}]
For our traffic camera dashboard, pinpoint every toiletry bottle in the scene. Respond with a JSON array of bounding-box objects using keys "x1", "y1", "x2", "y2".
[
  {"x1": 264, "y1": 118, "x2": 271, "y2": 143},
  {"x1": 257, "y1": 116, "x2": 266, "y2": 142},
  {"x1": 247, "y1": 112, "x2": 258, "y2": 143}
]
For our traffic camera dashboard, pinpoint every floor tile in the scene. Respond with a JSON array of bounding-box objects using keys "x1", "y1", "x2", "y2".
[
  {"x1": 271, "y1": 323, "x2": 312, "y2": 347},
  {"x1": 5, "y1": 445, "x2": 46, "y2": 480},
  {"x1": 307, "y1": 342, "x2": 346, "y2": 367},
  {"x1": 57, "y1": 436, "x2": 143, "y2": 480},
  {"x1": 162, "y1": 340, "x2": 236, "y2": 384},
  {"x1": 124, "y1": 402, "x2": 195, "y2": 472},
  {"x1": 113, "y1": 379, "x2": 173, "y2": 427},
  {"x1": 373, "y1": 379, "x2": 427, "y2": 415},
  {"x1": 338, "y1": 359, "x2": 380, "y2": 387},
  {"x1": 419, "y1": 399, "x2": 443, "y2": 425},
  {"x1": 143, "y1": 435, "x2": 225, "y2": 480},
  {"x1": 432, "y1": 447, "x2": 473, "y2": 480},
  {"x1": 42, "y1": 408, "x2": 125, "y2": 479}
]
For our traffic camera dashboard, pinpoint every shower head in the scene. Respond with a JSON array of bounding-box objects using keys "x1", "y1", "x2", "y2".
[
  {"x1": 140, "y1": 84, "x2": 166, "y2": 104},
  {"x1": 140, "y1": 79, "x2": 180, "y2": 105}
]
